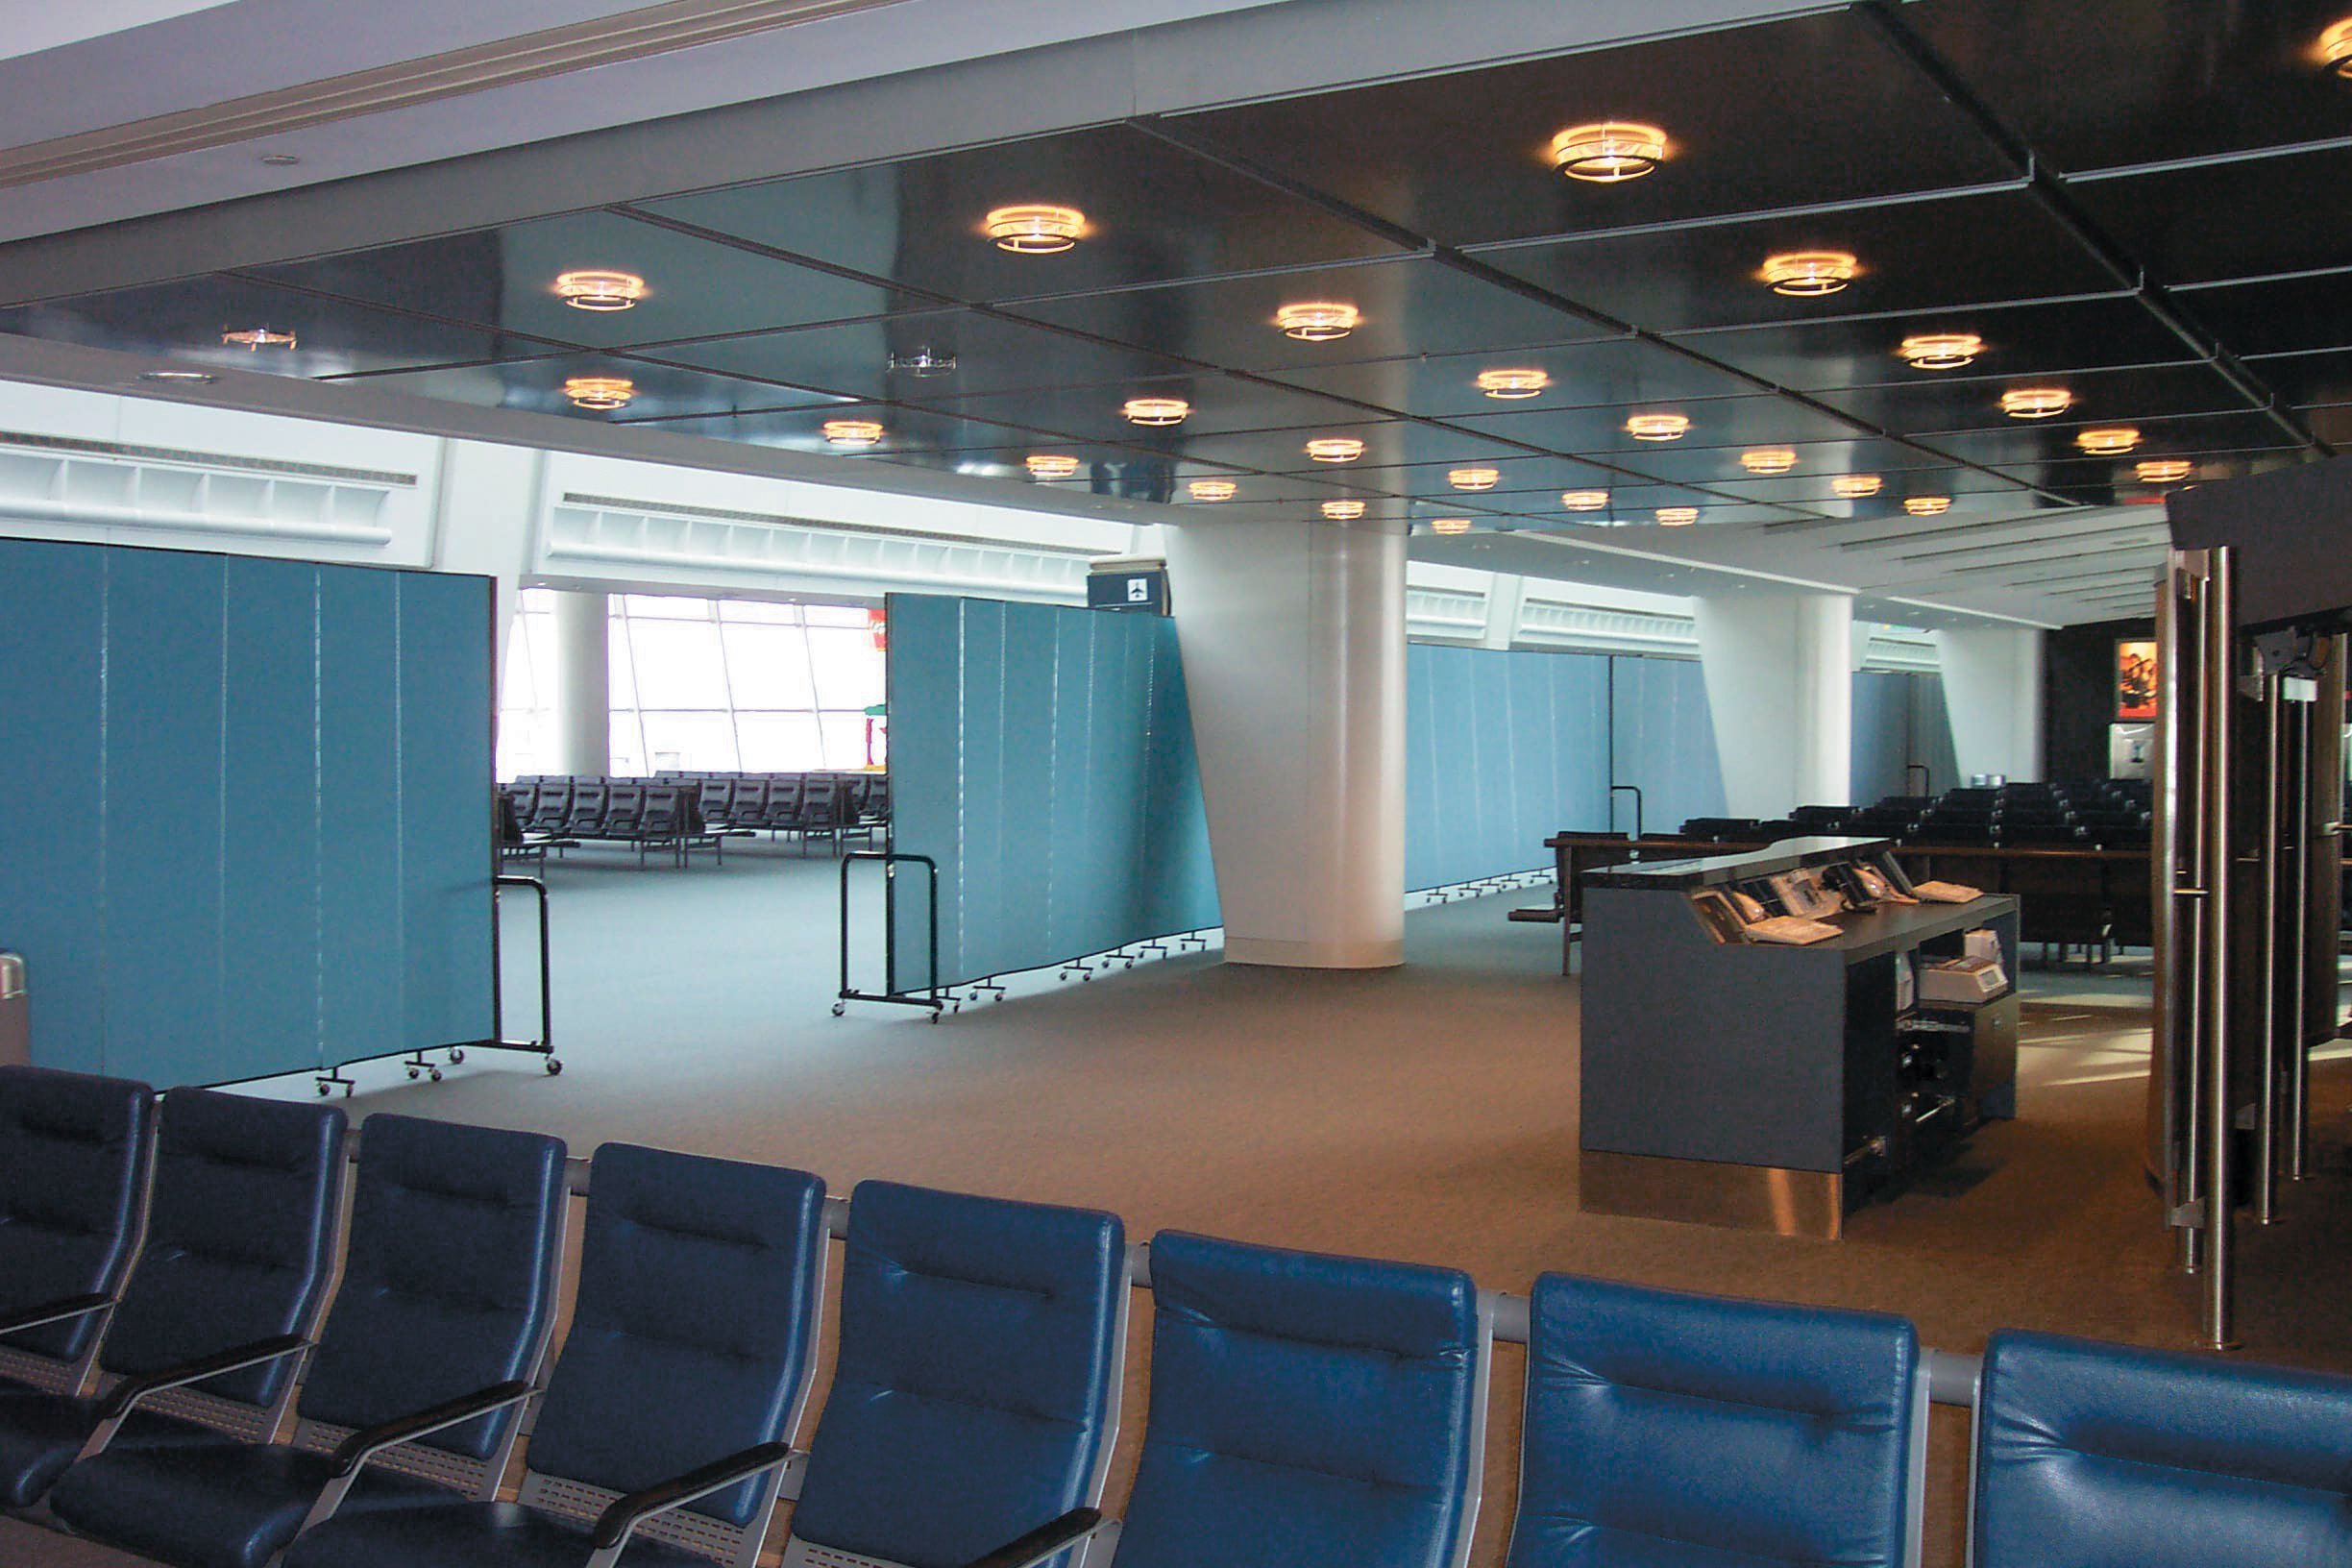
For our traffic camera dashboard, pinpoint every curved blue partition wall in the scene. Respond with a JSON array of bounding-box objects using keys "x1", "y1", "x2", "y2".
[
  {"x1": 0, "y1": 539, "x2": 494, "y2": 1086},
  {"x1": 887, "y1": 594, "x2": 1218, "y2": 990},
  {"x1": 1608, "y1": 654, "x2": 1727, "y2": 837},
  {"x1": 1405, "y1": 645, "x2": 1611, "y2": 891}
]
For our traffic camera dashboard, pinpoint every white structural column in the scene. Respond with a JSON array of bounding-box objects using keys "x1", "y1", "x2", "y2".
[
  {"x1": 1481, "y1": 572, "x2": 1528, "y2": 649},
  {"x1": 1164, "y1": 517, "x2": 1407, "y2": 968},
  {"x1": 428, "y1": 439, "x2": 543, "y2": 678},
  {"x1": 550, "y1": 588, "x2": 612, "y2": 777},
  {"x1": 1935, "y1": 625, "x2": 2045, "y2": 781},
  {"x1": 1695, "y1": 591, "x2": 1855, "y2": 817}
]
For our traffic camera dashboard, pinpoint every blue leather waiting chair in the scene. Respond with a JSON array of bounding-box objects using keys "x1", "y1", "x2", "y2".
[
  {"x1": 45, "y1": 1113, "x2": 569, "y2": 1568},
  {"x1": 777, "y1": 1180, "x2": 1128, "y2": 1568},
  {"x1": 1974, "y1": 1329, "x2": 2352, "y2": 1568},
  {"x1": 0, "y1": 1065, "x2": 158, "y2": 1394},
  {"x1": 994, "y1": 1230, "x2": 1490, "y2": 1568},
  {"x1": 1505, "y1": 1273, "x2": 1923, "y2": 1568},
  {"x1": 0, "y1": 1087, "x2": 348, "y2": 1508},
  {"x1": 283, "y1": 1141, "x2": 829, "y2": 1568}
]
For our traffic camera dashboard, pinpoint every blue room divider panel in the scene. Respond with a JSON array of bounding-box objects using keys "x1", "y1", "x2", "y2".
[
  {"x1": 887, "y1": 593, "x2": 1217, "y2": 991},
  {"x1": 0, "y1": 538, "x2": 494, "y2": 1086},
  {"x1": 1404, "y1": 645, "x2": 1610, "y2": 891},
  {"x1": 1608, "y1": 656, "x2": 1727, "y2": 836},
  {"x1": 1851, "y1": 670, "x2": 1958, "y2": 804}
]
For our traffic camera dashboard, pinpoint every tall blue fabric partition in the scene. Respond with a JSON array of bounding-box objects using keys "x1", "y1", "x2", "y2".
[
  {"x1": 1608, "y1": 656, "x2": 1726, "y2": 836},
  {"x1": 886, "y1": 594, "x2": 1217, "y2": 990},
  {"x1": 0, "y1": 538, "x2": 495, "y2": 1086},
  {"x1": 1908, "y1": 671, "x2": 1958, "y2": 795},
  {"x1": 1851, "y1": 670, "x2": 1959, "y2": 804},
  {"x1": 1404, "y1": 644, "x2": 1610, "y2": 891}
]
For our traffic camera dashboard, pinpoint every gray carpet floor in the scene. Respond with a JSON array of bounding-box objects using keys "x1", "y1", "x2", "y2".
[{"x1": 11, "y1": 841, "x2": 2349, "y2": 1567}]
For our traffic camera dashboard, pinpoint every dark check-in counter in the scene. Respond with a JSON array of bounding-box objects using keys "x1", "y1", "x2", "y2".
[{"x1": 1579, "y1": 837, "x2": 2019, "y2": 1239}]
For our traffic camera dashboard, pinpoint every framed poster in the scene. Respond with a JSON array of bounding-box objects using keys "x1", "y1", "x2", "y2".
[{"x1": 2116, "y1": 638, "x2": 2158, "y2": 721}]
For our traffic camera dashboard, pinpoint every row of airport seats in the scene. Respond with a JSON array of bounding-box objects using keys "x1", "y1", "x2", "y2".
[
  {"x1": 1681, "y1": 780, "x2": 2156, "y2": 849},
  {"x1": 498, "y1": 779, "x2": 722, "y2": 869},
  {"x1": 654, "y1": 770, "x2": 891, "y2": 849},
  {"x1": 5, "y1": 1066, "x2": 2348, "y2": 1567}
]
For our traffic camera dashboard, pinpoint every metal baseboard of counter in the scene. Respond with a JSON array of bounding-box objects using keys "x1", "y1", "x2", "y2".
[{"x1": 1580, "y1": 1149, "x2": 1844, "y2": 1240}]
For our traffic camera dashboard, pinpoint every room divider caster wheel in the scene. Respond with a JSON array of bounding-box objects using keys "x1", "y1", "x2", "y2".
[
  {"x1": 342, "y1": 1083, "x2": 353, "y2": 1097},
  {"x1": 429, "y1": 1067, "x2": 443, "y2": 1083},
  {"x1": 831, "y1": 1002, "x2": 846, "y2": 1017},
  {"x1": 545, "y1": 1059, "x2": 563, "y2": 1076},
  {"x1": 928, "y1": 1012, "x2": 940, "y2": 1025},
  {"x1": 406, "y1": 1067, "x2": 420, "y2": 1080},
  {"x1": 316, "y1": 1081, "x2": 331, "y2": 1096},
  {"x1": 447, "y1": 1048, "x2": 465, "y2": 1065}
]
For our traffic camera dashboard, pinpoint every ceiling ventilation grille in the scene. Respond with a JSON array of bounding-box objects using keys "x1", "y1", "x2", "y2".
[
  {"x1": 0, "y1": 432, "x2": 401, "y2": 543},
  {"x1": 1516, "y1": 598, "x2": 1698, "y2": 655}
]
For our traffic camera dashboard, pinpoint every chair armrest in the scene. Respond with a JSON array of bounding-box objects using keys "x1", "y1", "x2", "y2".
[
  {"x1": 589, "y1": 1440, "x2": 796, "y2": 1551},
  {"x1": 960, "y1": 1507, "x2": 1113, "y2": 1568},
  {"x1": 0, "y1": 1292, "x2": 113, "y2": 1338},
  {"x1": 329, "y1": 1380, "x2": 535, "y2": 1477},
  {"x1": 96, "y1": 1334, "x2": 311, "y2": 1422}
]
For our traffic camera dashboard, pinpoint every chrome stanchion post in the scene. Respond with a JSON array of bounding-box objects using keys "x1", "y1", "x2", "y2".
[
  {"x1": 2201, "y1": 546, "x2": 2239, "y2": 1350},
  {"x1": 2256, "y1": 671, "x2": 2282, "y2": 1225},
  {"x1": 2157, "y1": 555, "x2": 2207, "y2": 1273},
  {"x1": 2289, "y1": 691, "x2": 2312, "y2": 1182}
]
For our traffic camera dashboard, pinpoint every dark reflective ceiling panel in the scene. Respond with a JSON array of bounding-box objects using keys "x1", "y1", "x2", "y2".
[
  {"x1": 901, "y1": 373, "x2": 1388, "y2": 444},
  {"x1": 1993, "y1": 448, "x2": 2294, "y2": 504},
  {"x1": 2070, "y1": 144, "x2": 2352, "y2": 285},
  {"x1": 251, "y1": 209, "x2": 925, "y2": 351},
  {"x1": 1170, "y1": 11, "x2": 2010, "y2": 250},
  {"x1": 1262, "y1": 337, "x2": 1757, "y2": 420},
  {"x1": 1904, "y1": 0, "x2": 2352, "y2": 172},
  {"x1": 1173, "y1": 419, "x2": 1511, "y2": 475},
  {"x1": 1471, "y1": 189, "x2": 2114, "y2": 335},
  {"x1": 647, "y1": 309, "x2": 1195, "y2": 402},
  {"x1": 342, "y1": 354, "x2": 844, "y2": 423},
  {"x1": 2300, "y1": 405, "x2": 2352, "y2": 445},
  {"x1": 0, "y1": 276, "x2": 536, "y2": 379},
  {"x1": 998, "y1": 257, "x2": 1613, "y2": 371},
  {"x1": 2259, "y1": 347, "x2": 2352, "y2": 407},
  {"x1": 1453, "y1": 393, "x2": 1871, "y2": 457},
  {"x1": 1816, "y1": 361, "x2": 2255, "y2": 435},
  {"x1": 1664, "y1": 295, "x2": 2187, "y2": 392},
  {"x1": 1364, "y1": 453, "x2": 1653, "y2": 501},
  {"x1": 1931, "y1": 409, "x2": 2300, "y2": 467},
  {"x1": 1615, "y1": 435, "x2": 1980, "y2": 483},
  {"x1": 612, "y1": 401, "x2": 1089, "y2": 459},
  {"x1": 639, "y1": 124, "x2": 1407, "y2": 304},
  {"x1": 2177, "y1": 271, "x2": 2352, "y2": 356}
]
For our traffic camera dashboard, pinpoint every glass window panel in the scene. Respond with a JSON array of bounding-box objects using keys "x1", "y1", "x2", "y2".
[
  {"x1": 807, "y1": 625, "x2": 885, "y2": 710},
  {"x1": 607, "y1": 713, "x2": 643, "y2": 776},
  {"x1": 626, "y1": 619, "x2": 728, "y2": 709},
  {"x1": 500, "y1": 621, "x2": 537, "y2": 712},
  {"x1": 818, "y1": 711, "x2": 877, "y2": 770},
  {"x1": 722, "y1": 621, "x2": 818, "y2": 709},
  {"x1": 624, "y1": 593, "x2": 714, "y2": 620},
  {"x1": 639, "y1": 711, "x2": 741, "y2": 772},
  {"x1": 606, "y1": 623, "x2": 639, "y2": 708},
  {"x1": 803, "y1": 604, "x2": 870, "y2": 627},
  {"x1": 720, "y1": 599, "x2": 800, "y2": 624},
  {"x1": 735, "y1": 712, "x2": 826, "y2": 772}
]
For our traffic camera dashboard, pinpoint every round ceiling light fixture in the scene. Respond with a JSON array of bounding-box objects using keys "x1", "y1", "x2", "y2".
[
  {"x1": 1188, "y1": 478, "x2": 1237, "y2": 502},
  {"x1": 888, "y1": 347, "x2": 958, "y2": 378},
  {"x1": 138, "y1": 369, "x2": 216, "y2": 384},
  {"x1": 2000, "y1": 386, "x2": 2073, "y2": 419},
  {"x1": 984, "y1": 205, "x2": 1086, "y2": 254},
  {"x1": 1448, "y1": 466, "x2": 1502, "y2": 491},
  {"x1": 1025, "y1": 453, "x2": 1081, "y2": 479},
  {"x1": 2076, "y1": 427, "x2": 2142, "y2": 454},
  {"x1": 1656, "y1": 506, "x2": 1700, "y2": 527},
  {"x1": 2321, "y1": 17, "x2": 2352, "y2": 76},
  {"x1": 1899, "y1": 332, "x2": 1984, "y2": 371},
  {"x1": 1321, "y1": 500, "x2": 1367, "y2": 521},
  {"x1": 2136, "y1": 458, "x2": 2193, "y2": 484},
  {"x1": 1431, "y1": 516, "x2": 1475, "y2": 535},
  {"x1": 821, "y1": 418, "x2": 885, "y2": 447},
  {"x1": 1760, "y1": 251, "x2": 1860, "y2": 297},
  {"x1": 1274, "y1": 302, "x2": 1360, "y2": 341},
  {"x1": 1831, "y1": 474, "x2": 1882, "y2": 499},
  {"x1": 1560, "y1": 489, "x2": 1610, "y2": 511},
  {"x1": 1626, "y1": 412, "x2": 1691, "y2": 441},
  {"x1": 1550, "y1": 122, "x2": 1668, "y2": 183},
  {"x1": 562, "y1": 376, "x2": 636, "y2": 411},
  {"x1": 553, "y1": 270, "x2": 648, "y2": 311},
  {"x1": 1476, "y1": 367, "x2": 1550, "y2": 400},
  {"x1": 1740, "y1": 448, "x2": 1798, "y2": 476},
  {"x1": 1904, "y1": 495, "x2": 1953, "y2": 516},
  {"x1": 220, "y1": 328, "x2": 297, "y2": 350},
  {"x1": 1122, "y1": 397, "x2": 1190, "y2": 427},
  {"x1": 1305, "y1": 436, "x2": 1366, "y2": 463}
]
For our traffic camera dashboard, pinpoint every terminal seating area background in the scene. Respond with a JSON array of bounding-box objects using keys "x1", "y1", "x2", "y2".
[{"x1": 0, "y1": 538, "x2": 495, "y2": 1087}]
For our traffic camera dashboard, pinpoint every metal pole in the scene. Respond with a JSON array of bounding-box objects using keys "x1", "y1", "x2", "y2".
[
  {"x1": 2159, "y1": 559, "x2": 2208, "y2": 1273},
  {"x1": 2201, "y1": 547, "x2": 2238, "y2": 1350},
  {"x1": 2255, "y1": 673, "x2": 2282, "y2": 1225},
  {"x1": 2290, "y1": 695, "x2": 2312, "y2": 1181}
]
